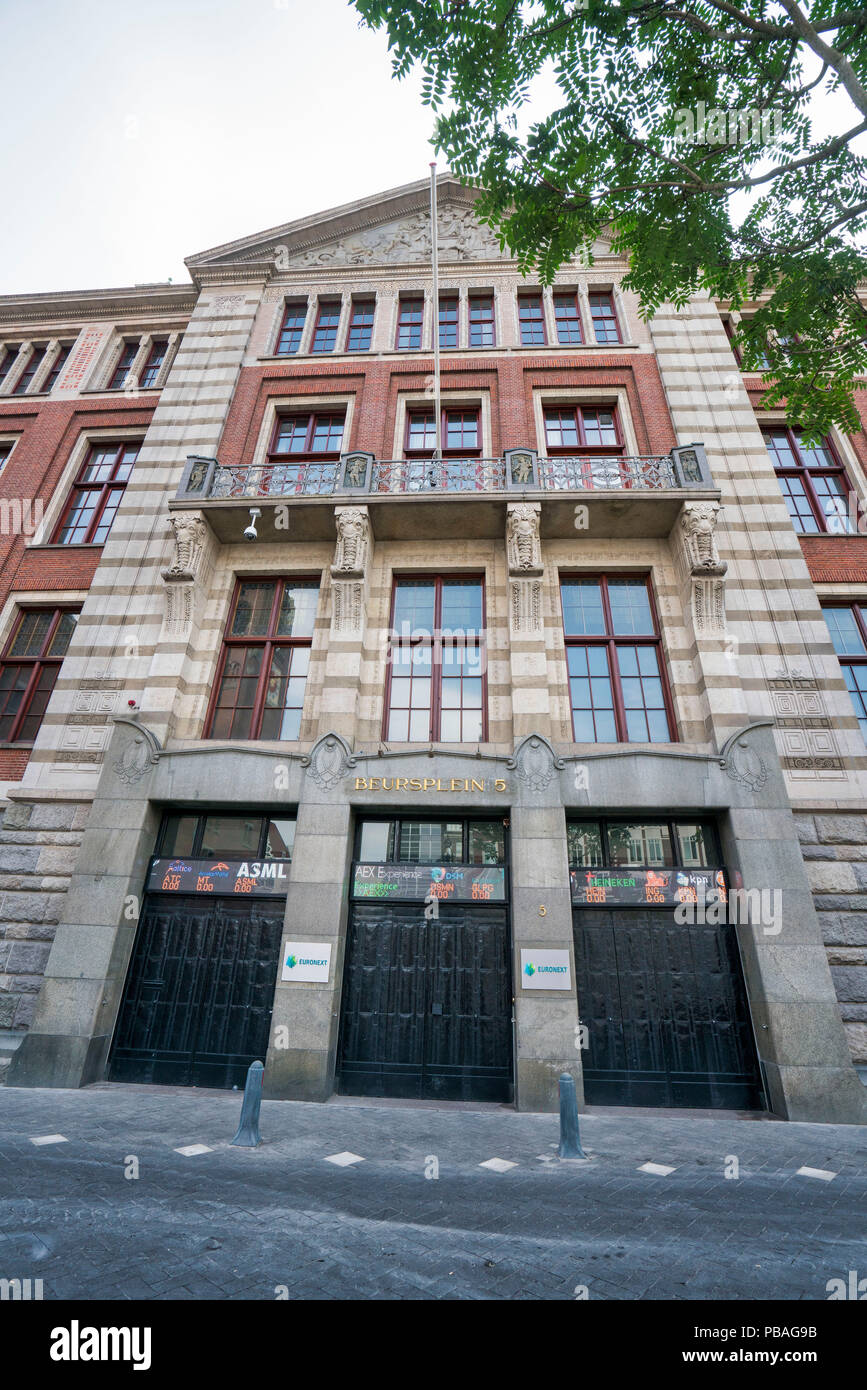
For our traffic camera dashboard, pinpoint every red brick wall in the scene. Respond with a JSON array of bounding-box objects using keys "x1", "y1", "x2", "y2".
[{"x1": 0, "y1": 395, "x2": 157, "y2": 781}]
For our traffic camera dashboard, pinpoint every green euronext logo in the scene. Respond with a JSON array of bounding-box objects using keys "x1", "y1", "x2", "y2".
[
  {"x1": 286, "y1": 954, "x2": 297, "y2": 969},
  {"x1": 524, "y1": 961, "x2": 567, "y2": 977}
]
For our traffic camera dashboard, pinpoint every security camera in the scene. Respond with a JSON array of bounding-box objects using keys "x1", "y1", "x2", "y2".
[{"x1": 243, "y1": 507, "x2": 261, "y2": 542}]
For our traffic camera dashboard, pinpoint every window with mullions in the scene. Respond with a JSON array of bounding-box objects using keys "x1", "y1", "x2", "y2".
[
  {"x1": 385, "y1": 576, "x2": 485, "y2": 742},
  {"x1": 207, "y1": 578, "x2": 319, "y2": 742},
  {"x1": 0, "y1": 608, "x2": 79, "y2": 743},
  {"x1": 396, "y1": 298, "x2": 423, "y2": 350},
  {"x1": 554, "y1": 293, "x2": 583, "y2": 344},
  {"x1": 43, "y1": 345, "x2": 72, "y2": 393},
  {"x1": 518, "y1": 294, "x2": 546, "y2": 345},
  {"x1": 356, "y1": 817, "x2": 506, "y2": 865},
  {"x1": 405, "y1": 408, "x2": 480, "y2": 457},
  {"x1": 275, "y1": 301, "x2": 307, "y2": 356},
  {"x1": 346, "y1": 301, "x2": 375, "y2": 352},
  {"x1": 52, "y1": 441, "x2": 140, "y2": 545},
  {"x1": 311, "y1": 300, "x2": 341, "y2": 353},
  {"x1": 543, "y1": 405, "x2": 625, "y2": 488},
  {"x1": 588, "y1": 291, "x2": 621, "y2": 343},
  {"x1": 764, "y1": 427, "x2": 856, "y2": 534},
  {"x1": 822, "y1": 602, "x2": 867, "y2": 743},
  {"x1": 468, "y1": 295, "x2": 495, "y2": 347},
  {"x1": 13, "y1": 346, "x2": 47, "y2": 394},
  {"x1": 265, "y1": 411, "x2": 345, "y2": 494},
  {"x1": 159, "y1": 811, "x2": 296, "y2": 861},
  {"x1": 567, "y1": 819, "x2": 717, "y2": 869},
  {"x1": 140, "y1": 339, "x2": 168, "y2": 388},
  {"x1": 108, "y1": 341, "x2": 138, "y2": 390},
  {"x1": 439, "y1": 296, "x2": 458, "y2": 349},
  {"x1": 561, "y1": 575, "x2": 675, "y2": 743}
]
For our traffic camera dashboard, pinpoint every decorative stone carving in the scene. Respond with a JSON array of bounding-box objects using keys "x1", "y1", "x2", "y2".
[
  {"x1": 510, "y1": 578, "x2": 543, "y2": 634},
  {"x1": 510, "y1": 452, "x2": 534, "y2": 486},
  {"x1": 301, "y1": 731, "x2": 357, "y2": 789},
  {"x1": 286, "y1": 205, "x2": 503, "y2": 267},
  {"x1": 506, "y1": 502, "x2": 542, "y2": 574},
  {"x1": 680, "y1": 502, "x2": 727, "y2": 576},
  {"x1": 332, "y1": 506, "x2": 370, "y2": 577},
  {"x1": 111, "y1": 718, "x2": 162, "y2": 785},
  {"x1": 692, "y1": 576, "x2": 727, "y2": 636},
  {"x1": 163, "y1": 513, "x2": 207, "y2": 579},
  {"x1": 331, "y1": 579, "x2": 365, "y2": 635},
  {"x1": 719, "y1": 724, "x2": 768, "y2": 791},
  {"x1": 507, "y1": 733, "x2": 565, "y2": 791}
]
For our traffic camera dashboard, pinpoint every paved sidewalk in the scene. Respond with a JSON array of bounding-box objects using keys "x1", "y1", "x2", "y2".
[{"x1": 1, "y1": 1084, "x2": 866, "y2": 1300}]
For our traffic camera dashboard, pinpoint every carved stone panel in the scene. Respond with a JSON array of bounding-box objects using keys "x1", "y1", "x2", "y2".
[
  {"x1": 506, "y1": 503, "x2": 542, "y2": 575},
  {"x1": 510, "y1": 578, "x2": 543, "y2": 634},
  {"x1": 332, "y1": 506, "x2": 371, "y2": 578}
]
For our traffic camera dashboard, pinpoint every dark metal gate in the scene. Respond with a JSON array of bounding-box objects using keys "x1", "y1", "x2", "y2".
[
  {"x1": 337, "y1": 901, "x2": 513, "y2": 1102},
  {"x1": 573, "y1": 907, "x2": 763, "y2": 1109},
  {"x1": 109, "y1": 894, "x2": 284, "y2": 1089}
]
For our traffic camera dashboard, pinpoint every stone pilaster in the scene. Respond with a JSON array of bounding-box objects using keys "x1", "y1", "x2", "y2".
[
  {"x1": 318, "y1": 505, "x2": 373, "y2": 741},
  {"x1": 505, "y1": 502, "x2": 550, "y2": 739}
]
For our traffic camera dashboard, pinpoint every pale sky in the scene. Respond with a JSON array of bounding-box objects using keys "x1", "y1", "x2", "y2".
[{"x1": 0, "y1": 0, "x2": 857, "y2": 297}]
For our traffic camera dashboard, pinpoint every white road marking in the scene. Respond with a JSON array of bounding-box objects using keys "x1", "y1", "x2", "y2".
[
  {"x1": 174, "y1": 1144, "x2": 213, "y2": 1157},
  {"x1": 638, "y1": 1162, "x2": 676, "y2": 1176},
  {"x1": 796, "y1": 1165, "x2": 836, "y2": 1181},
  {"x1": 29, "y1": 1134, "x2": 68, "y2": 1146},
  {"x1": 479, "y1": 1157, "x2": 517, "y2": 1173},
  {"x1": 324, "y1": 1151, "x2": 365, "y2": 1166}
]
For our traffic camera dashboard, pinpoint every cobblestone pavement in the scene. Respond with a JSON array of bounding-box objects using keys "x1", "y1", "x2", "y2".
[{"x1": 1, "y1": 1084, "x2": 866, "y2": 1301}]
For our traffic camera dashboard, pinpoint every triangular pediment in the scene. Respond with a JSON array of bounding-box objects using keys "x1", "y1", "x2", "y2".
[{"x1": 185, "y1": 176, "x2": 613, "y2": 280}]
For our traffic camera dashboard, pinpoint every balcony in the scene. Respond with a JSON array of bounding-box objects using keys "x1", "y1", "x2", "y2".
[{"x1": 172, "y1": 444, "x2": 718, "y2": 542}]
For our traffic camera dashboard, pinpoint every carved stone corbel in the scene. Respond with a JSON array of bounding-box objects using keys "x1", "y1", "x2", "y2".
[
  {"x1": 161, "y1": 511, "x2": 211, "y2": 637},
  {"x1": 331, "y1": 505, "x2": 372, "y2": 637},
  {"x1": 507, "y1": 502, "x2": 543, "y2": 633},
  {"x1": 677, "y1": 501, "x2": 728, "y2": 637}
]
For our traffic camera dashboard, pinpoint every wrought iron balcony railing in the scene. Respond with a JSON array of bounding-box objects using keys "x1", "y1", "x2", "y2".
[{"x1": 177, "y1": 443, "x2": 714, "y2": 502}]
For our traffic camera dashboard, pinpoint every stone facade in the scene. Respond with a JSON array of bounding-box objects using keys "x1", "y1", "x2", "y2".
[{"x1": 0, "y1": 176, "x2": 865, "y2": 1121}]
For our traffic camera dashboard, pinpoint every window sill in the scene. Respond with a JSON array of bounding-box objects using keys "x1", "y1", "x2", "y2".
[
  {"x1": 23, "y1": 542, "x2": 103, "y2": 552},
  {"x1": 79, "y1": 386, "x2": 162, "y2": 397},
  {"x1": 256, "y1": 343, "x2": 637, "y2": 365}
]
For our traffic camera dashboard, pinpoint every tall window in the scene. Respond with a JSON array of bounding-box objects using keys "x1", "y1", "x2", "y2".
[
  {"x1": 468, "y1": 295, "x2": 495, "y2": 347},
  {"x1": 543, "y1": 405, "x2": 626, "y2": 487},
  {"x1": 822, "y1": 603, "x2": 867, "y2": 742},
  {"x1": 518, "y1": 294, "x2": 546, "y2": 345},
  {"x1": 0, "y1": 345, "x2": 21, "y2": 387},
  {"x1": 108, "y1": 341, "x2": 138, "y2": 390},
  {"x1": 140, "y1": 339, "x2": 168, "y2": 388},
  {"x1": 265, "y1": 412, "x2": 344, "y2": 494},
  {"x1": 554, "y1": 293, "x2": 583, "y2": 344},
  {"x1": 0, "y1": 608, "x2": 79, "y2": 744},
  {"x1": 561, "y1": 575, "x2": 674, "y2": 742},
  {"x1": 405, "y1": 408, "x2": 480, "y2": 457},
  {"x1": 588, "y1": 292, "x2": 621, "y2": 344},
  {"x1": 275, "y1": 301, "x2": 306, "y2": 355},
  {"x1": 346, "y1": 300, "x2": 375, "y2": 352},
  {"x1": 13, "y1": 346, "x2": 47, "y2": 394},
  {"x1": 385, "y1": 576, "x2": 485, "y2": 742},
  {"x1": 43, "y1": 345, "x2": 72, "y2": 392},
  {"x1": 207, "y1": 578, "x2": 320, "y2": 741},
  {"x1": 764, "y1": 427, "x2": 855, "y2": 534},
  {"x1": 0, "y1": 442, "x2": 15, "y2": 472},
  {"x1": 52, "y1": 441, "x2": 140, "y2": 545},
  {"x1": 396, "y1": 298, "x2": 423, "y2": 350},
  {"x1": 439, "y1": 296, "x2": 458, "y2": 349},
  {"x1": 311, "y1": 300, "x2": 341, "y2": 353}
]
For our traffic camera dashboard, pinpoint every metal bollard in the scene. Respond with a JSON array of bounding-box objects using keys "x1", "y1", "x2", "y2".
[
  {"x1": 231, "y1": 1060, "x2": 265, "y2": 1147},
  {"x1": 558, "y1": 1072, "x2": 587, "y2": 1159}
]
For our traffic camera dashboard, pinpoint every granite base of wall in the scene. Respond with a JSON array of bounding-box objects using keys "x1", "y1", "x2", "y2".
[
  {"x1": 0, "y1": 799, "x2": 91, "y2": 1043},
  {"x1": 796, "y1": 810, "x2": 867, "y2": 1064}
]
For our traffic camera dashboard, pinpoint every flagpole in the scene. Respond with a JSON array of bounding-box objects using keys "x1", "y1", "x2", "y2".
[{"x1": 429, "y1": 162, "x2": 442, "y2": 459}]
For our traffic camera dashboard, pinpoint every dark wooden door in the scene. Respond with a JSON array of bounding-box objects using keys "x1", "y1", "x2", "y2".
[
  {"x1": 109, "y1": 894, "x2": 284, "y2": 1088},
  {"x1": 573, "y1": 908, "x2": 763, "y2": 1109},
  {"x1": 337, "y1": 902, "x2": 513, "y2": 1102}
]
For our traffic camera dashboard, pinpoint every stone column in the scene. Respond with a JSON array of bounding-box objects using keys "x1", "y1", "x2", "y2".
[
  {"x1": 0, "y1": 342, "x2": 32, "y2": 396},
  {"x1": 31, "y1": 339, "x2": 59, "y2": 394},
  {"x1": 317, "y1": 506, "x2": 373, "y2": 741},
  {"x1": 458, "y1": 284, "x2": 469, "y2": 350},
  {"x1": 506, "y1": 502, "x2": 551, "y2": 739},
  {"x1": 509, "y1": 734, "x2": 582, "y2": 1111},
  {"x1": 542, "y1": 287, "x2": 557, "y2": 347}
]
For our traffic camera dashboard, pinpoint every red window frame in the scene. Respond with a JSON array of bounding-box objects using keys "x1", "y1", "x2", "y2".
[
  {"x1": 204, "y1": 577, "x2": 320, "y2": 742},
  {"x1": 822, "y1": 601, "x2": 867, "y2": 743},
  {"x1": 51, "y1": 441, "x2": 140, "y2": 545},
  {"x1": 108, "y1": 340, "x2": 139, "y2": 390},
  {"x1": 764, "y1": 426, "x2": 857, "y2": 534},
  {"x1": 140, "y1": 339, "x2": 168, "y2": 388},
  {"x1": 383, "y1": 574, "x2": 487, "y2": 743},
  {"x1": 13, "y1": 346, "x2": 47, "y2": 395},
  {"x1": 346, "y1": 300, "x2": 375, "y2": 352},
  {"x1": 0, "y1": 345, "x2": 21, "y2": 387},
  {"x1": 275, "y1": 301, "x2": 307, "y2": 356},
  {"x1": 560, "y1": 573, "x2": 676, "y2": 743},
  {"x1": 439, "y1": 296, "x2": 459, "y2": 349},
  {"x1": 264, "y1": 411, "x2": 346, "y2": 494},
  {"x1": 311, "y1": 300, "x2": 341, "y2": 353},
  {"x1": 468, "y1": 295, "x2": 495, "y2": 348},
  {"x1": 0, "y1": 607, "x2": 80, "y2": 745},
  {"x1": 588, "y1": 292, "x2": 621, "y2": 344},
  {"x1": 554, "y1": 293, "x2": 584, "y2": 345},
  {"x1": 544, "y1": 405, "x2": 624, "y2": 455},
  {"x1": 396, "y1": 298, "x2": 424, "y2": 350},
  {"x1": 43, "y1": 345, "x2": 72, "y2": 393},
  {"x1": 518, "y1": 294, "x2": 546, "y2": 346},
  {"x1": 404, "y1": 407, "x2": 481, "y2": 458}
]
